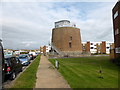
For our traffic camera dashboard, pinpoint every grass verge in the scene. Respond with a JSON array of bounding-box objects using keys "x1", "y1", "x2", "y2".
[
  {"x1": 11, "y1": 55, "x2": 40, "y2": 88},
  {"x1": 49, "y1": 56, "x2": 118, "y2": 88}
]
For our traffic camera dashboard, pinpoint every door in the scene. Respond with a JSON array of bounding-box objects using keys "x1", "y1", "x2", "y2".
[{"x1": 16, "y1": 58, "x2": 22, "y2": 72}]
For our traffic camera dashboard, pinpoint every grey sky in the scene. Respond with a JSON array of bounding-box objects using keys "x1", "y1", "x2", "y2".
[{"x1": 0, "y1": 0, "x2": 117, "y2": 49}]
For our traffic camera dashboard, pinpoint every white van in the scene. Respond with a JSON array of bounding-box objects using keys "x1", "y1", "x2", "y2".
[{"x1": 29, "y1": 52, "x2": 37, "y2": 58}]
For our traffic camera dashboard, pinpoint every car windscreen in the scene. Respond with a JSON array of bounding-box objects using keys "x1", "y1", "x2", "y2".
[
  {"x1": 4, "y1": 58, "x2": 11, "y2": 66},
  {"x1": 19, "y1": 55, "x2": 28, "y2": 59}
]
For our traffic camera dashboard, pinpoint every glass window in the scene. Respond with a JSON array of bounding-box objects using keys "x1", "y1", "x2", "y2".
[
  {"x1": 116, "y1": 47, "x2": 120, "y2": 53},
  {"x1": 69, "y1": 42, "x2": 72, "y2": 48},
  {"x1": 16, "y1": 58, "x2": 20, "y2": 63},
  {"x1": 91, "y1": 43, "x2": 93, "y2": 45},
  {"x1": 90, "y1": 47, "x2": 94, "y2": 49},
  {"x1": 114, "y1": 11, "x2": 118, "y2": 19},
  {"x1": 115, "y1": 29, "x2": 119, "y2": 35}
]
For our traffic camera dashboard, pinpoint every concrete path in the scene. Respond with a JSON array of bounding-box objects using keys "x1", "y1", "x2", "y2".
[{"x1": 35, "y1": 55, "x2": 70, "y2": 88}]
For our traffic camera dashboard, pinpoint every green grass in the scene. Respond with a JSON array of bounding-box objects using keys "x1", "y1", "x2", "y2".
[
  {"x1": 11, "y1": 55, "x2": 40, "y2": 88},
  {"x1": 49, "y1": 56, "x2": 119, "y2": 88}
]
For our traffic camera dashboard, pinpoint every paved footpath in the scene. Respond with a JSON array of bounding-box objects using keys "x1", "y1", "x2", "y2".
[{"x1": 35, "y1": 55, "x2": 70, "y2": 88}]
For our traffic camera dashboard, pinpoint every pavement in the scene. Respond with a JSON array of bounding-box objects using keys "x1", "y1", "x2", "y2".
[{"x1": 35, "y1": 55, "x2": 70, "y2": 88}]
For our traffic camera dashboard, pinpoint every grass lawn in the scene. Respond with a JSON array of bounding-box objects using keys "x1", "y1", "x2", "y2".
[
  {"x1": 49, "y1": 56, "x2": 119, "y2": 88},
  {"x1": 11, "y1": 55, "x2": 40, "y2": 88}
]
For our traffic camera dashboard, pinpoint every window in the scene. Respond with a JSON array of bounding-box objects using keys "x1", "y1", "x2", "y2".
[
  {"x1": 69, "y1": 42, "x2": 72, "y2": 48},
  {"x1": 116, "y1": 47, "x2": 120, "y2": 53},
  {"x1": 91, "y1": 43, "x2": 93, "y2": 45},
  {"x1": 83, "y1": 47, "x2": 85, "y2": 50},
  {"x1": 90, "y1": 47, "x2": 94, "y2": 49},
  {"x1": 11, "y1": 57, "x2": 16, "y2": 64},
  {"x1": 98, "y1": 47, "x2": 101, "y2": 49},
  {"x1": 114, "y1": 11, "x2": 118, "y2": 19},
  {"x1": 16, "y1": 58, "x2": 20, "y2": 63},
  {"x1": 70, "y1": 36, "x2": 72, "y2": 40},
  {"x1": 115, "y1": 29, "x2": 119, "y2": 35}
]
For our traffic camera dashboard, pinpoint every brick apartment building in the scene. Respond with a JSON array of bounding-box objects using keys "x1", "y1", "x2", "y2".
[
  {"x1": 82, "y1": 41, "x2": 113, "y2": 54},
  {"x1": 43, "y1": 46, "x2": 46, "y2": 54},
  {"x1": 51, "y1": 20, "x2": 82, "y2": 56},
  {"x1": 40, "y1": 46, "x2": 51, "y2": 54},
  {"x1": 40, "y1": 46, "x2": 43, "y2": 54},
  {"x1": 112, "y1": 0, "x2": 120, "y2": 58}
]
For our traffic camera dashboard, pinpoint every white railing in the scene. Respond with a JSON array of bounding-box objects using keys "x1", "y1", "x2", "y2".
[{"x1": 51, "y1": 43, "x2": 62, "y2": 55}]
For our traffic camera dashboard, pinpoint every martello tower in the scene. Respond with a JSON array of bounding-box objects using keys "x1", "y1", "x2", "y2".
[{"x1": 51, "y1": 20, "x2": 82, "y2": 56}]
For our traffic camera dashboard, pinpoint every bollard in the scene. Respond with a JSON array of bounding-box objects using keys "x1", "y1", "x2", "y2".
[
  {"x1": 98, "y1": 66, "x2": 103, "y2": 79},
  {"x1": 55, "y1": 60, "x2": 59, "y2": 69}
]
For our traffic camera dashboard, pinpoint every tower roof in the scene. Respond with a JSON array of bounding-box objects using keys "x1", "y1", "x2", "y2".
[
  {"x1": 54, "y1": 20, "x2": 76, "y2": 28},
  {"x1": 55, "y1": 20, "x2": 70, "y2": 24}
]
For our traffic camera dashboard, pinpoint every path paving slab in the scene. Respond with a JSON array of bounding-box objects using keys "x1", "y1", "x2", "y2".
[{"x1": 35, "y1": 55, "x2": 70, "y2": 88}]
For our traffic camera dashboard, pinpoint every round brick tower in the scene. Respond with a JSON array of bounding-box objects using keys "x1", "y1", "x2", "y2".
[{"x1": 51, "y1": 20, "x2": 82, "y2": 56}]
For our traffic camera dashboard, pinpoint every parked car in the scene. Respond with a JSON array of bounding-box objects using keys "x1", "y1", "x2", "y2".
[
  {"x1": 28, "y1": 54, "x2": 34, "y2": 60},
  {"x1": 4, "y1": 56, "x2": 23, "y2": 80},
  {"x1": 36, "y1": 52, "x2": 39, "y2": 56},
  {"x1": 4, "y1": 52, "x2": 13, "y2": 56},
  {"x1": 29, "y1": 52, "x2": 37, "y2": 58},
  {"x1": 14, "y1": 51, "x2": 20, "y2": 56},
  {"x1": 18, "y1": 54, "x2": 30, "y2": 66},
  {"x1": 0, "y1": 39, "x2": 5, "y2": 83}
]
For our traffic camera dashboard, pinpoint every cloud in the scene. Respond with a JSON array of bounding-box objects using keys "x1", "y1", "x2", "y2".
[
  {"x1": 21, "y1": 41, "x2": 37, "y2": 47},
  {"x1": 1, "y1": 0, "x2": 117, "y2": 2},
  {"x1": 1, "y1": 1, "x2": 116, "y2": 49}
]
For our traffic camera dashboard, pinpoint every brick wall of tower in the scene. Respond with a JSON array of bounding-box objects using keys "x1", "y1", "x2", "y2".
[{"x1": 52, "y1": 27, "x2": 82, "y2": 52}]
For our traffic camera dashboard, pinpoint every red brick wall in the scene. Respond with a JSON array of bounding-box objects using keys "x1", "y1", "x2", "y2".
[
  {"x1": 112, "y1": 1, "x2": 120, "y2": 58},
  {"x1": 100, "y1": 41, "x2": 106, "y2": 54},
  {"x1": 52, "y1": 27, "x2": 82, "y2": 52},
  {"x1": 86, "y1": 41, "x2": 90, "y2": 53},
  {"x1": 43, "y1": 46, "x2": 46, "y2": 54}
]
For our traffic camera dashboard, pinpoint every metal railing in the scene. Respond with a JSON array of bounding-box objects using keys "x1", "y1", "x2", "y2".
[{"x1": 51, "y1": 43, "x2": 62, "y2": 55}]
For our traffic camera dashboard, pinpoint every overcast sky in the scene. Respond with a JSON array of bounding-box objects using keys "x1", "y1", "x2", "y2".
[{"x1": 0, "y1": 0, "x2": 117, "y2": 49}]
